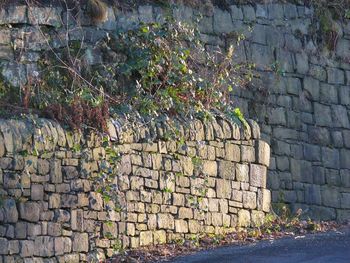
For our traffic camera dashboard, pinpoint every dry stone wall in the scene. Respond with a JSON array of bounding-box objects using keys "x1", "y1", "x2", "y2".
[
  {"x1": 0, "y1": 2, "x2": 350, "y2": 221},
  {"x1": 0, "y1": 117, "x2": 271, "y2": 262}
]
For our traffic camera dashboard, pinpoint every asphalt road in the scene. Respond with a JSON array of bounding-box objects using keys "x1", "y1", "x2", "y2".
[{"x1": 169, "y1": 228, "x2": 350, "y2": 263}]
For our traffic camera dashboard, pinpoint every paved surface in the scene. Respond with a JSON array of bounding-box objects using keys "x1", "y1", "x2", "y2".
[{"x1": 169, "y1": 228, "x2": 350, "y2": 263}]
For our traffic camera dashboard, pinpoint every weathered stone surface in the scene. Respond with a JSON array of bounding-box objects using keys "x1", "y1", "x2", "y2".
[
  {"x1": 250, "y1": 164, "x2": 267, "y2": 188},
  {"x1": 140, "y1": 231, "x2": 153, "y2": 246},
  {"x1": 238, "y1": 209, "x2": 250, "y2": 227},
  {"x1": 218, "y1": 161, "x2": 235, "y2": 180},
  {"x1": 34, "y1": 236, "x2": 54, "y2": 257},
  {"x1": 216, "y1": 179, "x2": 232, "y2": 199},
  {"x1": 256, "y1": 140, "x2": 270, "y2": 167},
  {"x1": 2, "y1": 199, "x2": 18, "y2": 223},
  {"x1": 242, "y1": 191, "x2": 256, "y2": 209},
  {"x1": 72, "y1": 233, "x2": 88, "y2": 252},
  {"x1": 157, "y1": 214, "x2": 174, "y2": 230},
  {"x1": 19, "y1": 202, "x2": 40, "y2": 222}
]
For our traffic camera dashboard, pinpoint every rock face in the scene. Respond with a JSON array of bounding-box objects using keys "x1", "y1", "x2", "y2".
[{"x1": 0, "y1": 117, "x2": 269, "y2": 261}]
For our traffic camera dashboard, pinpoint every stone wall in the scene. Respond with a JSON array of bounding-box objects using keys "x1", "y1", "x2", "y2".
[
  {"x1": 0, "y1": 2, "x2": 350, "y2": 221},
  {"x1": 0, "y1": 117, "x2": 271, "y2": 262}
]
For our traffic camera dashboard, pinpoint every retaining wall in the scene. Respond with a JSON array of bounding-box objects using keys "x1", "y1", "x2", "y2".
[{"x1": 0, "y1": 117, "x2": 270, "y2": 261}]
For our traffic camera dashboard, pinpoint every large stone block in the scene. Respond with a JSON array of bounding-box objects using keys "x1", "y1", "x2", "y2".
[
  {"x1": 34, "y1": 236, "x2": 54, "y2": 257},
  {"x1": 157, "y1": 214, "x2": 174, "y2": 230},
  {"x1": 20, "y1": 240, "x2": 34, "y2": 257},
  {"x1": 218, "y1": 161, "x2": 235, "y2": 180},
  {"x1": 72, "y1": 233, "x2": 89, "y2": 252},
  {"x1": 327, "y1": 67, "x2": 344, "y2": 85},
  {"x1": 303, "y1": 77, "x2": 320, "y2": 101},
  {"x1": 139, "y1": 231, "x2": 153, "y2": 246},
  {"x1": 314, "y1": 103, "x2": 332, "y2": 127},
  {"x1": 202, "y1": 160, "x2": 218, "y2": 177},
  {"x1": 153, "y1": 230, "x2": 166, "y2": 245},
  {"x1": 322, "y1": 147, "x2": 339, "y2": 169},
  {"x1": 236, "y1": 163, "x2": 249, "y2": 182},
  {"x1": 213, "y1": 8, "x2": 234, "y2": 34},
  {"x1": 2, "y1": 199, "x2": 18, "y2": 223},
  {"x1": 321, "y1": 186, "x2": 340, "y2": 208},
  {"x1": 340, "y1": 149, "x2": 350, "y2": 169},
  {"x1": 256, "y1": 140, "x2": 270, "y2": 167},
  {"x1": 250, "y1": 164, "x2": 267, "y2": 188},
  {"x1": 0, "y1": 238, "x2": 8, "y2": 254},
  {"x1": 54, "y1": 237, "x2": 72, "y2": 256},
  {"x1": 175, "y1": 219, "x2": 188, "y2": 233},
  {"x1": 238, "y1": 209, "x2": 250, "y2": 227},
  {"x1": 332, "y1": 105, "x2": 350, "y2": 128},
  {"x1": 19, "y1": 202, "x2": 40, "y2": 222},
  {"x1": 225, "y1": 143, "x2": 240, "y2": 162},
  {"x1": 242, "y1": 191, "x2": 256, "y2": 209},
  {"x1": 216, "y1": 179, "x2": 232, "y2": 199}
]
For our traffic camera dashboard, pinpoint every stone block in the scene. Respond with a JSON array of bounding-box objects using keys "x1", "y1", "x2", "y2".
[
  {"x1": 340, "y1": 169, "x2": 350, "y2": 187},
  {"x1": 178, "y1": 207, "x2": 193, "y2": 219},
  {"x1": 0, "y1": 238, "x2": 8, "y2": 254},
  {"x1": 251, "y1": 210, "x2": 265, "y2": 227},
  {"x1": 140, "y1": 231, "x2": 153, "y2": 246},
  {"x1": 34, "y1": 236, "x2": 54, "y2": 257},
  {"x1": 31, "y1": 184, "x2": 44, "y2": 201},
  {"x1": 218, "y1": 161, "x2": 235, "y2": 180},
  {"x1": 2, "y1": 199, "x2": 18, "y2": 223},
  {"x1": 72, "y1": 233, "x2": 88, "y2": 252},
  {"x1": 303, "y1": 77, "x2": 320, "y2": 101},
  {"x1": 241, "y1": 145, "x2": 255, "y2": 163},
  {"x1": 213, "y1": 8, "x2": 234, "y2": 34},
  {"x1": 340, "y1": 193, "x2": 350, "y2": 209},
  {"x1": 267, "y1": 107, "x2": 286, "y2": 125},
  {"x1": 103, "y1": 222, "x2": 118, "y2": 238},
  {"x1": 250, "y1": 43, "x2": 274, "y2": 70},
  {"x1": 19, "y1": 202, "x2": 40, "y2": 222},
  {"x1": 242, "y1": 191, "x2": 256, "y2": 209},
  {"x1": 211, "y1": 212, "x2": 223, "y2": 226},
  {"x1": 276, "y1": 156, "x2": 289, "y2": 171},
  {"x1": 175, "y1": 220, "x2": 188, "y2": 233},
  {"x1": 238, "y1": 209, "x2": 250, "y2": 227},
  {"x1": 153, "y1": 230, "x2": 166, "y2": 245},
  {"x1": 15, "y1": 222, "x2": 27, "y2": 239},
  {"x1": 305, "y1": 184, "x2": 322, "y2": 205},
  {"x1": 332, "y1": 105, "x2": 350, "y2": 128},
  {"x1": 250, "y1": 164, "x2": 267, "y2": 188},
  {"x1": 230, "y1": 5, "x2": 243, "y2": 20},
  {"x1": 308, "y1": 126, "x2": 330, "y2": 146},
  {"x1": 157, "y1": 214, "x2": 174, "y2": 230},
  {"x1": 236, "y1": 163, "x2": 249, "y2": 182},
  {"x1": 60, "y1": 194, "x2": 78, "y2": 208},
  {"x1": 327, "y1": 67, "x2": 344, "y2": 85},
  {"x1": 50, "y1": 159, "x2": 62, "y2": 184},
  {"x1": 189, "y1": 220, "x2": 202, "y2": 233},
  {"x1": 225, "y1": 143, "x2": 240, "y2": 162},
  {"x1": 321, "y1": 186, "x2": 340, "y2": 208},
  {"x1": 89, "y1": 192, "x2": 103, "y2": 211},
  {"x1": 304, "y1": 144, "x2": 321, "y2": 161},
  {"x1": 257, "y1": 189, "x2": 271, "y2": 212},
  {"x1": 340, "y1": 149, "x2": 350, "y2": 169},
  {"x1": 20, "y1": 240, "x2": 34, "y2": 257},
  {"x1": 256, "y1": 140, "x2": 270, "y2": 167},
  {"x1": 320, "y1": 83, "x2": 338, "y2": 104},
  {"x1": 322, "y1": 147, "x2": 339, "y2": 169},
  {"x1": 216, "y1": 179, "x2": 232, "y2": 199}
]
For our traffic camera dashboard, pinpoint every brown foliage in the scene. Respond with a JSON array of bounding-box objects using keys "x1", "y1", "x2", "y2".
[{"x1": 45, "y1": 98, "x2": 109, "y2": 131}]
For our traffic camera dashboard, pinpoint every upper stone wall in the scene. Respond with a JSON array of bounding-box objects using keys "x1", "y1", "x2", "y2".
[{"x1": 0, "y1": 2, "x2": 350, "y2": 221}]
